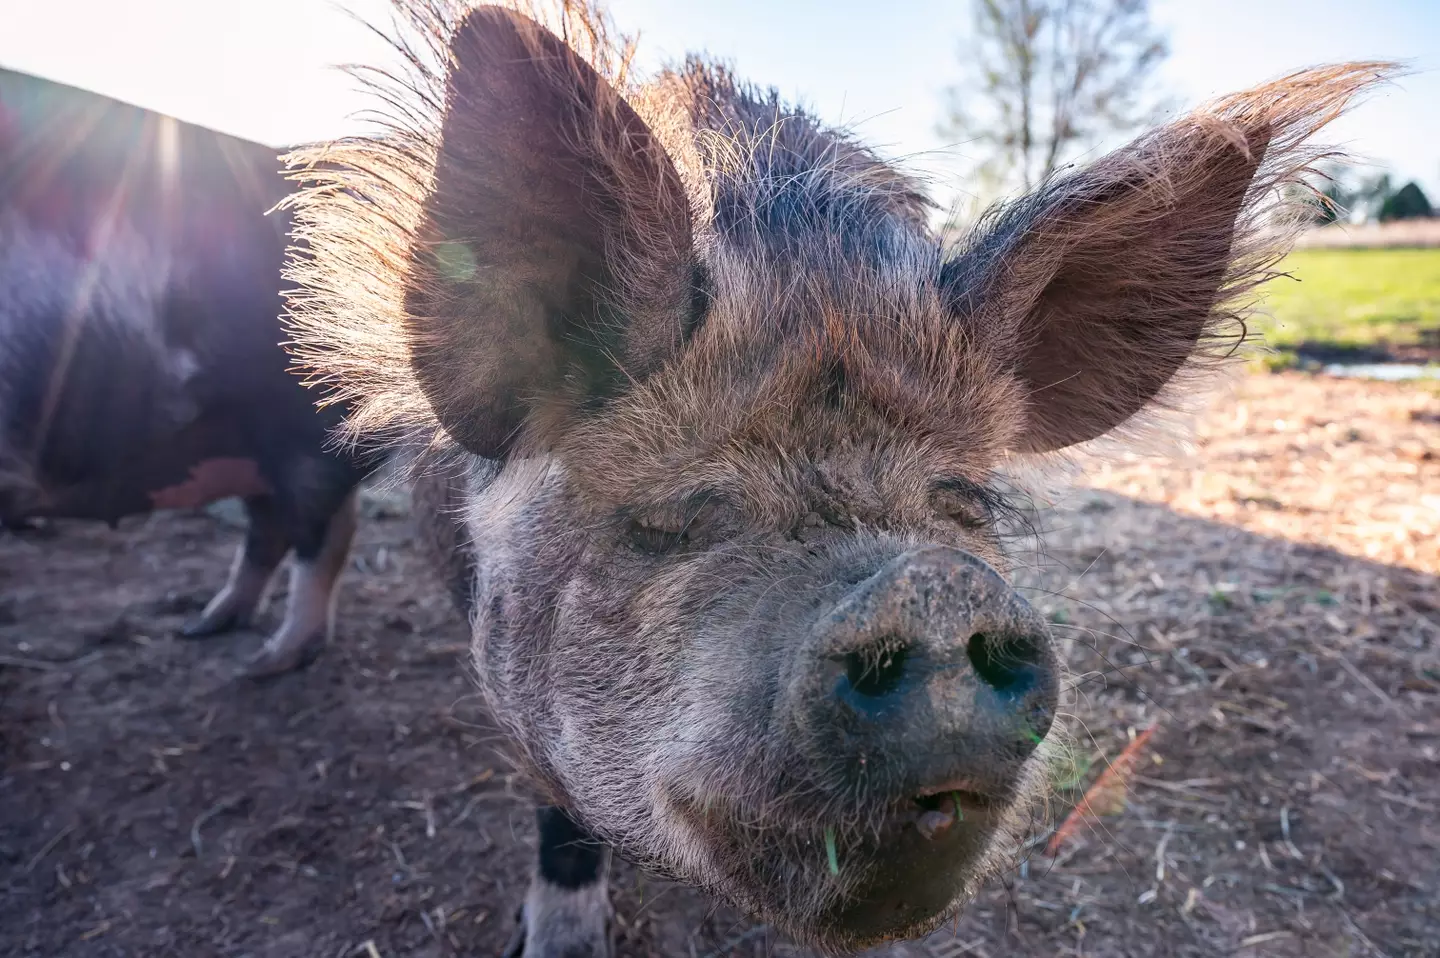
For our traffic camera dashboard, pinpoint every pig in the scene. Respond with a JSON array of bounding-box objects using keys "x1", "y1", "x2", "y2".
[
  {"x1": 281, "y1": 1, "x2": 1394, "y2": 952},
  {"x1": 0, "y1": 67, "x2": 383, "y2": 677}
]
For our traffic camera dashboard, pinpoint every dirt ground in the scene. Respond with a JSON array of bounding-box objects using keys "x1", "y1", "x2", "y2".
[{"x1": 3, "y1": 370, "x2": 1437, "y2": 958}]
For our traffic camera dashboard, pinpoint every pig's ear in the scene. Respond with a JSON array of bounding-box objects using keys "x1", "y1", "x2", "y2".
[
  {"x1": 404, "y1": 5, "x2": 696, "y2": 458},
  {"x1": 943, "y1": 63, "x2": 1394, "y2": 454}
]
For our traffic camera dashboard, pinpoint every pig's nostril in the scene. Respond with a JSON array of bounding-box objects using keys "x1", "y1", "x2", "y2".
[
  {"x1": 966, "y1": 631, "x2": 1041, "y2": 698},
  {"x1": 844, "y1": 640, "x2": 909, "y2": 698}
]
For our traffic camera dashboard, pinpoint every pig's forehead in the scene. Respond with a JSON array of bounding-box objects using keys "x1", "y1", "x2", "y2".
[
  {"x1": 561, "y1": 331, "x2": 1028, "y2": 509},
  {"x1": 698, "y1": 222, "x2": 945, "y2": 322},
  {"x1": 561, "y1": 421, "x2": 1011, "y2": 519}
]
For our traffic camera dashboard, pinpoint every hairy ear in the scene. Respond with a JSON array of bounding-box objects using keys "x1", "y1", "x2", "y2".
[
  {"x1": 404, "y1": 5, "x2": 696, "y2": 457},
  {"x1": 944, "y1": 62, "x2": 1397, "y2": 454}
]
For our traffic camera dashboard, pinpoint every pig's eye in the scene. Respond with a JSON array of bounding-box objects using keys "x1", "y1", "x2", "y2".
[
  {"x1": 931, "y1": 484, "x2": 994, "y2": 531},
  {"x1": 628, "y1": 518, "x2": 688, "y2": 555}
]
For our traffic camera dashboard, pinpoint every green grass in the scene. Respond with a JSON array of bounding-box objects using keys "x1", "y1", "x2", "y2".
[{"x1": 1255, "y1": 248, "x2": 1440, "y2": 353}]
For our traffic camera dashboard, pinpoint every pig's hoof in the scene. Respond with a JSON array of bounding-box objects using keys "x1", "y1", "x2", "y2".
[
  {"x1": 180, "y1": 610, "x2": 244, "y2": 638},
  {"x1": 502, "y1": 889, "x2": 613, "y2": 958},
  {"x1": 501, "y1": 905, "x2": 526, "y2": 958},
  {"x1": 237, "y1": 635, "x2": 323, "y2": 679}
]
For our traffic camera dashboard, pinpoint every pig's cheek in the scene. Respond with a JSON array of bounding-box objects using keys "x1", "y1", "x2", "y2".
[{"x1": 552, "y1": 575, "x2": 584, "y2": 635}]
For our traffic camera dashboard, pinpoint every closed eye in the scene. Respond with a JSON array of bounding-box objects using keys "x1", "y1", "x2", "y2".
[
  {"x1": 930, "y1": 479, "x2": 999, "y2": 530},
  {"x1": 940, "y1": 501, "x2": 991, "y2": 530},
  {"x1": 624, "y1": 489, "x2": 729, "y2": 556},
  {"x1": 629, "y1": 518, "x2": 688, "y2": 555}
]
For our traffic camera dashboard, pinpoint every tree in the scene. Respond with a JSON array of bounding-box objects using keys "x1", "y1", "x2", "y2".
[
  {"x1": 1301, "y1": 167, "x2": 1432, "y2": 225},
  {"x1": 1301, "y1": 163, "x2": 1387, "y2": 226},
  {"x1": 1304, "y1": 161, "x2": 1352, "y2": 226},
  {"x1": 1377, "y1": 181, "x2": 1433, "y2": 221},
  {"x1": 938, "y1": 0, "x2": 1172, "y2": 207}
]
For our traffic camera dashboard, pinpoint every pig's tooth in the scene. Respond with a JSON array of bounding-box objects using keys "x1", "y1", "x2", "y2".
[
  {"x1": 915, "y1": 793, "x2": 961, "y2": 840},
  {"x1": 916, "y1": 809, "x2": 956, "y2": 841}
]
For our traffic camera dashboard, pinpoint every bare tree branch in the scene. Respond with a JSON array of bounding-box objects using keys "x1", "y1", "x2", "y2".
[{"x1": 939, "y1": 0, "x2": 1173, "y2": 212}]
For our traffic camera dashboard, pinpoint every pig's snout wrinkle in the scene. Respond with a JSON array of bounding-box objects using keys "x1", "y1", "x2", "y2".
[{"x1": 788, "y1": 545, "x2": 1060, "y2": 800}]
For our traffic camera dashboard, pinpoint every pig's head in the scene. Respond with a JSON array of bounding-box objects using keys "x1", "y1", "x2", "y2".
[{"x1": 283, "y1": 3, "x2": 1391, "y2": 948}]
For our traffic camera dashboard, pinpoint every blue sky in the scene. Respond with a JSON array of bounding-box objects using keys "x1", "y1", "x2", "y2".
[{"x1": 2, "y1": 0, "x2": 1436, "y2": 206}]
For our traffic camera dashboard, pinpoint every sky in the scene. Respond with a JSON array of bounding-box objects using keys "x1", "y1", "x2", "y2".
[{"x1": 1, "y1": 0, "x2": 1436, "y2": 208}]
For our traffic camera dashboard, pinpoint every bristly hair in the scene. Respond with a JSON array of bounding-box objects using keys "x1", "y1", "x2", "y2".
[
  {"x1": 955, "y1": 61, "x2": 1403, "y2": 468},
  {"x1": 277, "y1": 0, "x2": 944, "y2": 458},
  {"x1": 278, "y1": 0, "x2": 635, "y2": 454},
  {"x1": 278, "y1": 0, "x2": 1400, "y2": 466}
]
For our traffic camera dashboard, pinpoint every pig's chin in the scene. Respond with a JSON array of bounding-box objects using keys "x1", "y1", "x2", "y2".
[
  {"x1": 806, "y1": 793, "x2": 1013, "y2": 947},
  {"x1": 666, "y1": 781, "x2": 1031, "y2": 951}
]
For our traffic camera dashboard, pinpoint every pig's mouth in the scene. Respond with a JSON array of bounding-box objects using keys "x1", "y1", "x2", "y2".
[
  {"x1": 809, "y1": 786, "x2": 1016, "y2": 945},
  {"x1": 668, "y1": 769, "x2": 1037, "y2": 950},
  {"x1": 808, "y1": 784, "x2": 1022, "y2": 946},
  {"x1": 910, "y1": 784, "x2": 1003, "y2": 835}
]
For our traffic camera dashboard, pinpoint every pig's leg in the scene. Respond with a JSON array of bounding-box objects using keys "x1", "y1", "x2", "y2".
[
  {"x1": 241, "y1": 485, "x2": 359, "y2": 678},
  {"x1": 503, "y1": 806, "x2": 613, "y2": 958},
  {"x1": 182, "y1": 494, "x2": 289, "y2": 637}
]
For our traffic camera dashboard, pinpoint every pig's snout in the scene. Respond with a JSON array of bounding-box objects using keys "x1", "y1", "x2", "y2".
[{"x1": 789, "y1": 546, "x2": 1060, "y2": 802}]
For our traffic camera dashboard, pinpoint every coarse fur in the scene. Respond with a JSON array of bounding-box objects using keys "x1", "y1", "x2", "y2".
[{"x1": 280, "y1": 1, "x2": 1397, "y2": 949}]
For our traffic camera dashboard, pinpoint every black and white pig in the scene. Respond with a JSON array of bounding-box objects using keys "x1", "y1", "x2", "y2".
[{"x1": 0, "y1": 67, "x2": 383, "y2": 676}]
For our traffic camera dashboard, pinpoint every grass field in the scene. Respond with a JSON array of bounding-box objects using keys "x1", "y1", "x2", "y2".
[{"x1": 1256, "y1": 247, "x2": 1440, "y2": 357}]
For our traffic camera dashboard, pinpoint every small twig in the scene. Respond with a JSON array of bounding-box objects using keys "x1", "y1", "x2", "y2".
[
  {"x1": 413, "y1": 642, "x2": 472, "y2": 662},
  {"x1": 1260, "y1": 883, "x2": 1314, "y2": 900},
  {"x1": 1376, "y1": 790, "x2": 1439, "y2": 814},
  {"x1": 394, "y1": 791, "x2": 440, "y2": 838},
  {"x1": 1279, "y1": 806, "x2": 1303, "y2": 860},
  {"x1": 1320, "y1": 648, "x2": 1402, "y2": 715},
  {"x1": 1154, "y1": 824, "x2": 1174, "y2": 882},
  {"x1": 444, "y1": 769, "x2": 496, "y2": 795},
  {"x1": 1240, "y1": 931, "x2": 1294, "y2": 947},
  {"x1": 0, "y1": 655, "x2": 60, "y2": 671},
  {"x1": 1131, "y1": 819, "x2": 1211, "y2": 833},
  {"x1": 419, "y1": 908, "x2": 442, "y2": 945},
  {"x1": 1339, "y1": 909, "x2": 1393, "y2": 958},
  {"x1": 355, "y1": 942, "x2": 382, "y2": 958},
  {"x1": 191, "y1": 795, "x2": 245, "y2": 858},
  {"x1": 1132, "y1": 775, "x2": 1224, "y2": 794},
  {"x1": 447, "y1": 795, "x2": 483, "y2": 831},
  {"x1": 25, "y1": 823, "x2": 75, "y2": 872},
  {"x1": 1047, "y1": 724, "x2": 1160, "y2": 856},
  {"x1": 1319, "y1": 864, "x2": 1346, "y2": 900}
]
